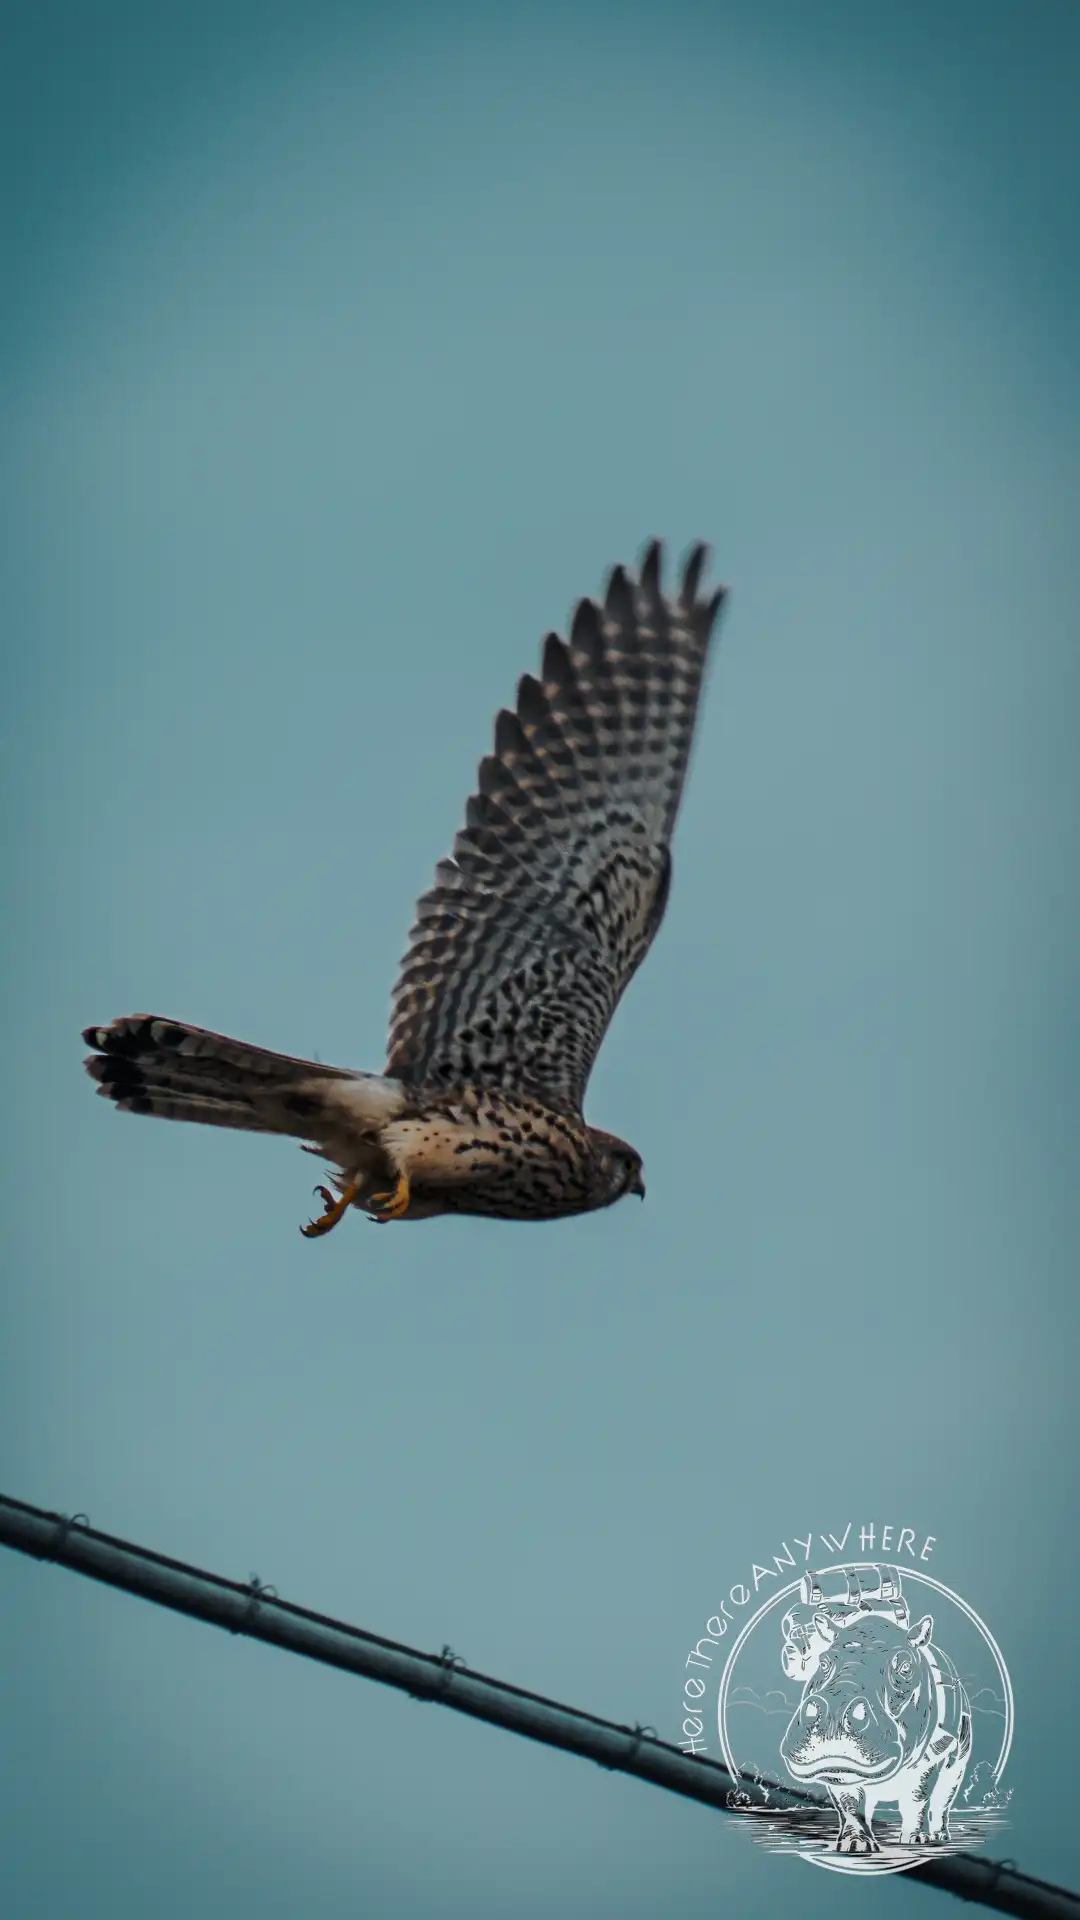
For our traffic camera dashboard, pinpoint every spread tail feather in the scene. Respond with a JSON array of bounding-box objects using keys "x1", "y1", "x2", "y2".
[{"x1": 82, "y1": 1015, "x2": 406, "y2": 1144}]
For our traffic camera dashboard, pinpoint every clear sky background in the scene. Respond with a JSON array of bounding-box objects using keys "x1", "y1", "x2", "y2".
[{"x1": 2, "y1": 2, "x2": 1078, "y2": 1914}]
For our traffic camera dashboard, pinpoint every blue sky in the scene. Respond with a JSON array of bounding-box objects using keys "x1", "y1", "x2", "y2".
[{"x1": 2, "y1": 2, "x2": 1078, "y2": 1913}]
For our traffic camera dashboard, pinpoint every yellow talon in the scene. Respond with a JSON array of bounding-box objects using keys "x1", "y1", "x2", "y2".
[
  {"x1": 367, "y1": 1172, "x2": 411, "y2": 1223},
  {"x1": 301, "y1": 1180, "x2": 359, "y2": 1238}
]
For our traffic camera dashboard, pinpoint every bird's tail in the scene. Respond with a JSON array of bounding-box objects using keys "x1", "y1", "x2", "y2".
[{"x1": 83, "y1": 1015, "x2": 406, "y2": 1142}]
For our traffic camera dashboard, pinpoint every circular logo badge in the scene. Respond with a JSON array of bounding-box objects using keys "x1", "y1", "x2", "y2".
[{"x1": 712, "y1": 1562, "x2": 1012, "y2": 1875}]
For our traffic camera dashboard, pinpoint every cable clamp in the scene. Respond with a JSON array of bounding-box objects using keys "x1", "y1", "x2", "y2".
[{"x1": 47, "y1": 1512, "x2": 89, "y2": 1561}]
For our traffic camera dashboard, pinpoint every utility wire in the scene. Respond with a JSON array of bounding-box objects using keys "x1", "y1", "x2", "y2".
[{"x1": 0, "y1": 1492, "x2": 1073, "y2": 1920}]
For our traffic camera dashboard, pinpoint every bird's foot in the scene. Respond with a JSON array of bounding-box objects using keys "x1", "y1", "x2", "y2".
[
  {"x1": 367, "y1": 1172, "x2": 411, "y2": 1223},
  {"x1": 301, "y1": 1181, "x2": 359, "y2": 1238}
]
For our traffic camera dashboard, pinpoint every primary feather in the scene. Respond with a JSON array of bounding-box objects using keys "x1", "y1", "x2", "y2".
[{"x1": 385, "y1": 541, "x2": 725, "y2": 1112}]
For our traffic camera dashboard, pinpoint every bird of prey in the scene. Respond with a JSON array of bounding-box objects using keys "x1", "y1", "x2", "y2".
[{"x1": 84, "y1": 541, "x2": 727, "y2": 1234}]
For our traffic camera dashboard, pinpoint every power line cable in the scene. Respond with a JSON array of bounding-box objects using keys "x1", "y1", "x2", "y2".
[{"x1": 0, "y1": 1492, "x2": 1073, "y2": 1920}]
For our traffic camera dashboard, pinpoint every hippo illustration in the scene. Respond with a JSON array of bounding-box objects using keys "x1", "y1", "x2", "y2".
[{"x1": 779, "y1": 1570, "x2": 972, "y2": 1854}]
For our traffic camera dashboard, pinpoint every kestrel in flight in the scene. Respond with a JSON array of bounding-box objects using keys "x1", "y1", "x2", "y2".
[{"x1": 84, "y1": 541, "x2": 727, "y2": 1234}]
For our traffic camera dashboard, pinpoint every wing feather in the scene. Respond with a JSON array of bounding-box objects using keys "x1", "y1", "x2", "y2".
[{"x1": 386, "y1": 542, "x2": 727, "y2": 1111}]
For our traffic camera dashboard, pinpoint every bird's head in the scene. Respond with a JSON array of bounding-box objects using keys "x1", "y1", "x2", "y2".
[{"x1": 588, "y1": 1129, "x2": 646, "y2": 1206}]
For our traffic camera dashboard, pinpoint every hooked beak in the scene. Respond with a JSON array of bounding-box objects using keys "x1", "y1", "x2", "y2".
[{"x1": 631, "y1": 1172, "x2": 646, "y2": 1201}]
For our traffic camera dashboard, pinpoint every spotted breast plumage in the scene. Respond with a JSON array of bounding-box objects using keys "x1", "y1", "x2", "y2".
[{"x1": 84, "y1": 541, "x2": 727, "y2": 1233}]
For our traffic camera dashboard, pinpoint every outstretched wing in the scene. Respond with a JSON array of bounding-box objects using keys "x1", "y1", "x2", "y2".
[{"x1": 386, "y1": 541, "x2": 727, "y2": 1113}]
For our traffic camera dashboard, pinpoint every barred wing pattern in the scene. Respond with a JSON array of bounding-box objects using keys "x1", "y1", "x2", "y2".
[{"x1": 386, "y1": 542, "x2": 727, "y2": 1114}]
